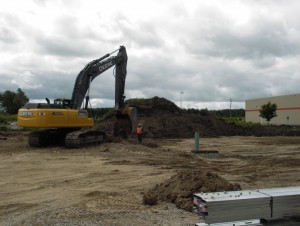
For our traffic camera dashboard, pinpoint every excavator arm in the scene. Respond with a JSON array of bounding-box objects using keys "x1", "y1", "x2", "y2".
[
  {"x1": 70, "y1": 45, "x2": 136, "y2": 136},
  {"x1": 70, "y1": 46, "x2": 128, "y2": 110}
]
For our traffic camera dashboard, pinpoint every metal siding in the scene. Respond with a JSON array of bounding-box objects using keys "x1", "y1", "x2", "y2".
[{"x1": 245, "y1": 93, "x2": 300, "y2": 125}]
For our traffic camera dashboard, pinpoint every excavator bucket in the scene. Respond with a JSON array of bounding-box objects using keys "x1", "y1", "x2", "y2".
[
  {"x1": 114, "y1": 106, "x2": 137, "y2": 138},
  {"x1": 122, "y1": 106, "x2": 137, "y2": 132}
]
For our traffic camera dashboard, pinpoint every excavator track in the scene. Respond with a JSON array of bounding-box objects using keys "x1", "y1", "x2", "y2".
[
  {"x1": 65, "y1": 130, "x2": 106, "y2": 148},
  {"x1": 28, "y1": 128, "x2": 105, "y2": 148},
  {"x1": 28, "y1": 131, "x2": 47, "y2": 147},
  {"x1": 28, "y1": 129, "x2": 67, "y2": 147}
]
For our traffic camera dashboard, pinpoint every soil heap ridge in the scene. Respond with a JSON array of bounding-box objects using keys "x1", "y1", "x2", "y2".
[
  {"x1": 126, "y1": 96, "x2": 240, "y2": 138},
  {"x1": 143, "y1": 170, "x2": 241, "y2": 211},
  {"x1": 101, "y1": 96, "x2": 300, "y2": 138}
]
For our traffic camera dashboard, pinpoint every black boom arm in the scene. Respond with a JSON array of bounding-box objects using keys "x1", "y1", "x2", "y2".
[{"x1": 69, "y1": 46, "x2": 128, "y2": 110}]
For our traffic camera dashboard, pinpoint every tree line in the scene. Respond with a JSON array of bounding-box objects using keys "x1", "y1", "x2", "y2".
[
  {"x1": 182, "y1": 108, "x2": 246, "y2": 118},
  {"x1": 0, "y1": 88, "x2": 29, "y2": 114}
]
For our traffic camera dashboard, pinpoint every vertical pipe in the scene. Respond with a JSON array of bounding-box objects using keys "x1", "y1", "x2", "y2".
[{"x1": 194, "y1": 131, "x2": 199, "y2": 152}]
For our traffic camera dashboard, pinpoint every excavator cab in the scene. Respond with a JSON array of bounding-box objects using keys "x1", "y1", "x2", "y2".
[{"x1": 54, "y1": 98, "x2": 71, "y2": 109}]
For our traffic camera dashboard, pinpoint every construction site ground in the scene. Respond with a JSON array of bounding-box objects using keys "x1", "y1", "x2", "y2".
[{"x1": 1, "y1": 132, "x2": 300, "y2": 225}]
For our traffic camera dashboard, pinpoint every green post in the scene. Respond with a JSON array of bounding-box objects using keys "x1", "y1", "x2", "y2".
[{"x1": 194, "y1": 131, "x2": 199, "y2": 152}]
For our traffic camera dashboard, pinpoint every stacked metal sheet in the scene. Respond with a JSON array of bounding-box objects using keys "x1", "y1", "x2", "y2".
[
  {"x1": 193, "y1": 186, "x2": 300, "y2": 225},
  {"x1": 195, "y1": 218, "x2": 300, "y2": 226},
  {"x1": 195, "y1": 219, "x2": 262, "y2": 226},
  {"x1": 193, "y1": 190, "x2": 271, "y2": 224},
  {"x1": 258, "y1": 186, "x2": 300, "y2": 219}
]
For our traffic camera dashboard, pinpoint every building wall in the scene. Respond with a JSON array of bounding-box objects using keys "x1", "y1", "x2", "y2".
[{"x1": 245, "y1": 93, "x2": 300, "y2": 125}]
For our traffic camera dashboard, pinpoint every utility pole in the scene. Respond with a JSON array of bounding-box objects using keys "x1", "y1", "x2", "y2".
[
  {"x1": 230, "y1": 98, "x2": 232, "y2": 119},
  {"x1": 178, "y1": 91, "x2": 184, "y2": 146},
  {"x1": 180, "y1": 91, "x2": 184, "y2": 109}
]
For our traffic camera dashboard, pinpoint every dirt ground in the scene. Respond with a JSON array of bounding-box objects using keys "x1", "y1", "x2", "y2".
[{"x1": 1, "y1": 133, "x2": 300, "y2": 225}]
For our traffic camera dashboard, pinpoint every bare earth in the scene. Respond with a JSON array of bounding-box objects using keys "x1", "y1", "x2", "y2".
[{"x1": 1, "y1": 133, "x2": 300, "y2": 225}]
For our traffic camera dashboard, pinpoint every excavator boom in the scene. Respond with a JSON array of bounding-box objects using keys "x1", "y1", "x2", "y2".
[{"x1": 70, "y1": 46, "x2": 127, "y2": 110}]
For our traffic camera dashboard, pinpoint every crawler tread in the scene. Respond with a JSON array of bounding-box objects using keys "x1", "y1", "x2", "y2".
[
  {"x1": 27, "y1": 129, "x2": 105, "y2": 148},
  {"x1": 65, "y1": 130, "x2": 106, "y2": 148}
]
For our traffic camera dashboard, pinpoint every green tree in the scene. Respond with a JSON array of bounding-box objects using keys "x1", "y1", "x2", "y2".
[
  {"x1": 0, "y1": 88, "x2": 29, "y2": 114},
  {"x1": 259, "y1": 101, "x2": 277, "y2": 124}
]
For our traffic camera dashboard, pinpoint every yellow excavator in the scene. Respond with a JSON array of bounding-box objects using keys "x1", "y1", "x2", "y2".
[{"x1": 18, "y1": 46, "x2": 137, "y2": 148}]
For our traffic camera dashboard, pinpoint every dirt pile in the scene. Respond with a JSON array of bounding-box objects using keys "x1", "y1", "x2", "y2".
[
  {"x1": 143, "y1": 170, "x2": 241, "y2": 211},
  {"x1": 124, "y1": 96, "x2": 300, "y2": 138},
  {"x1": 125, "y1": 96, "x2": 241, "y2": 138},
  {"x1": 99, "y1": 96, "x2": 300, "y2": 138}
]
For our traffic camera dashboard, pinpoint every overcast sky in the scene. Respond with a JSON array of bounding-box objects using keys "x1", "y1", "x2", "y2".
[{"x1": 1, "y1": 0, "x2": 300, "y2": 110}]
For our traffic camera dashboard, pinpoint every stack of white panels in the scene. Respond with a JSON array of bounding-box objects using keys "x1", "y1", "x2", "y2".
[
  {"x1": 195, "y1": 219, "x2": 262, "y2": 226},
  {"x1": 258, "y1": 186, "x2": 300, "y2": 219},
  {"x1": 193, "y1": 190, "x2": 271, "y2": 224},
  {"x1": 193, "y1": 186, "x2": 300, "y2": 225},
  {"x1": 195, "y1": 219, "x2": 299, "y2": 226}
]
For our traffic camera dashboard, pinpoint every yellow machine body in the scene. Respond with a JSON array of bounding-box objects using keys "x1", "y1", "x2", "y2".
[{"x1": 18, "y1": 108, "x2": 94, "y2": 129}]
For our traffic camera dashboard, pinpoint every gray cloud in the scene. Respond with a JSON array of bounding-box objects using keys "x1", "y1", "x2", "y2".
[
  {"x1": 183, "y1": 6, "x2": 299, "y2": 60},
  {"x1": 0, "y1": 27, "x2": 19, "y2": 44},
  {"x1": 1, "y1": 0, "x2": 300, "y2": 109}
]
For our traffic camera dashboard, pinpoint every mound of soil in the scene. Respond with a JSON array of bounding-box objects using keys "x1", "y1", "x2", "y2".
[
  {"x1": 125, "y1": 96, "x2": 241, "y2": 138},
  {"x1": 143, "y1": 170, "x2": 241, "y2": 211},
  {"x1": 100, "y1": 96, "x2": 300, "y2": 138}
]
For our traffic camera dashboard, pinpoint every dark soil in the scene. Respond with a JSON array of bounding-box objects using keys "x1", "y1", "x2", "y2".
[
  {"x1": 143, "y1": 170, "x2": 241, "y2": 211},
  {"x1": 114, "y1": 96, "x2": 300, "y2": 138}
]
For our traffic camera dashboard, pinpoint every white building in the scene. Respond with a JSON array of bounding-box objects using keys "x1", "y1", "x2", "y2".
[{"x1": 245, "y1": 93, "x2": 300, "y2": 125}]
